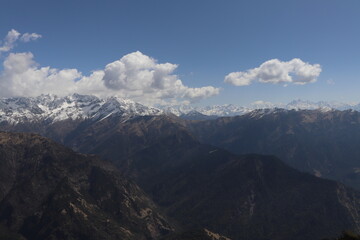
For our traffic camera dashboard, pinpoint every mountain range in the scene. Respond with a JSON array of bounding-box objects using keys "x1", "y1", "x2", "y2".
[
  {"x1": 164, "y1": 99, "x2": 360, "y2": 118},
  {"x1": 2, "y1": 94, "x2": 360, "y2": 239},
  {"x1": 0, "y1": 94, "x2": 161, "y2": 124},
  {"x1": 1, "y1": 94, "x2": 360, "y2": 125}
]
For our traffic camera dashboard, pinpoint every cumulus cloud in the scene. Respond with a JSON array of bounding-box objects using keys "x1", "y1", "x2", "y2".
[
  {"x1": 0, "y1": 52, "x2": 82, "y2": 97},
  {"x1": 0, "y1": 29, "x2": 42, "y2": 55},
  {"x1": 0, "y1": 30, "x2": 218, "y2": 105},
  {"x1": 225, "y1": 58, "x2": 322, "y2": 86},
  {"x1": 0, "y1": 50, "x2": 219, "y2": 105},
  {"x1": 101, "y1": 51, "x2": 220, "y2": 104}
]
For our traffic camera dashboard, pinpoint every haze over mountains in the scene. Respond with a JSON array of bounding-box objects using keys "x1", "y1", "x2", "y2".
[{"x1": 1, "y1": 94, "x2": 360, "y2": 239}]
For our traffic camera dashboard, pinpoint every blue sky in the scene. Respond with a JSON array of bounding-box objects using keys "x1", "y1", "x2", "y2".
[{"x1": 1, "y1": 0, "x2": 360, "y2": 106}]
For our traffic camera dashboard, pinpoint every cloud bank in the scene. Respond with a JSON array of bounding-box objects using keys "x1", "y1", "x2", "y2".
[
  {"x1": 225, "y1": 58, "x2": 322, "y2": 86},
  {"x1": 0, "y1": 30, "x2": 219, "y2": 105}
]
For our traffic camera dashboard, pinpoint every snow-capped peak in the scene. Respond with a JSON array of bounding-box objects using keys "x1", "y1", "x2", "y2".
[
  {"x1": 0, "y1": 94, "x2": 161, "y2": 124},
  {"x1": 2, "y1": 94, "x2": 360, "y2": 124},
  {"x1": 160, "y1": 99, "x2": 360, "y2": 118},
  {"x1": 162, "y1": 104, "x2": 252, "y2": 117}
]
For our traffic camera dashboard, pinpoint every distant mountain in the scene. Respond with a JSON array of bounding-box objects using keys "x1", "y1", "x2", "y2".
[
  {"x1": 0, "y1": 94, "x2": 161, "y2": 124},
  {"x1": 179, "y1": 110, "x2": 218, "y2": 120},
  {"x1": 188, "y1": 109, "x2": 360, "y2": 190},
  {"x1": 285, "y1": 99, "x2": 356, "y2": 111},
  {"x1": 162, "y1": 104, "x2": 252, "y2": 117},
  {"x1": 0, "y1": 132, "x2": 174, "y2": 240},
  {"x1": 0, "y1": 94, "x2": 359, "y2": 124},
  {"x1": 162, "y1": 99, "x2": 359, "y2": 117}
]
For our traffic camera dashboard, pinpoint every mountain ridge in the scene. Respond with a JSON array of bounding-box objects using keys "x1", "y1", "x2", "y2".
[
  {"x1": 0, "y1": 94, "x2": 162, "y2": 124},
  {"x1": 2, "y1": 94, "x2": 360, "y2": 124},
  {"x1": 187, "y1": 109, "x2": 360, "y2": 190}
]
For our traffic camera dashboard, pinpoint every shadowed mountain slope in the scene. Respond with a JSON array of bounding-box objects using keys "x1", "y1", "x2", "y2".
[
  {"x1": 187, "y1": 109, "x2": 360, "y2": 190},
  {"x1": 0, "y1": 132, "x2": 174, "y2": 240}
]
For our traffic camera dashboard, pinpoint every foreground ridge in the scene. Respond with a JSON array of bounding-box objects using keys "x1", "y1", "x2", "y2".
[{"x1": 0, "y1": 131, "x2": 174, "y2": 239}]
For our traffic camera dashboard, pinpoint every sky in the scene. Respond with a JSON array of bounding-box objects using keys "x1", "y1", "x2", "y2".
[{"x1": 1, "y1": 0, "x2": 360, "y2": 106}]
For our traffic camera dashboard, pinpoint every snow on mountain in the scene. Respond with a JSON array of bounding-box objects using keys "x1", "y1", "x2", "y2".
[
  {"x1": 284, "y1": 99, "x2": 357, "y2": 111},
  {"x1": 0, "y1": 94, "x2": 161, "y2": 124},
  {"x1": 0, "y1": 94, "x2": 358, "y2": 124},
  {"x1": 161, "y1": 99, "x2": 358, "y2": 118},
  {"x1": 247, "y1": 108, "x2": 285, "y2": 119},
  {"x1": 162, "y1": 104, "x2": 252, "y2": 117},
  {"x1": 250, "y1": 100, "x2": 282, "y2": 109},
  {"x1": 199, "y1": 104, "x2": 252, "y2": 116}
]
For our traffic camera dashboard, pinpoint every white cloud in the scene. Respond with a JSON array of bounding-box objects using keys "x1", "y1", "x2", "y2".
[
  {"x1": 0, "y1": 29, "x2": 42, "y2": 55},
  {"x1": 102, "y1": 51, "x2": 220, "y2": 104},
  {"x1": 0, "y1": 30, "x2": 218, "y2": 105},
  {"x1": 0, "y1": 51, "x2": 219, "y2": 105},
  {"x1": 20, "y1": 33, "x2": 42, "y2": 42},
  {"x1": 0, "y1": 29, "x2": 21, "y2": 54},
  {"x1": 0, "y1": 52, "x2": 82, "y2": 97},
  {"x1": 225, "y1": 58, "x2": 322, "y2": 86}
]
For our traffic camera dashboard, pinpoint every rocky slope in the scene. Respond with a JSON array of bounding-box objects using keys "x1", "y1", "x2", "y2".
[{"x1": 0, "y1": 132, "x2": 174, "y2": 240}]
